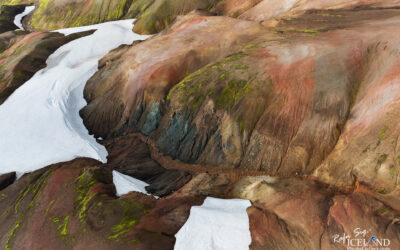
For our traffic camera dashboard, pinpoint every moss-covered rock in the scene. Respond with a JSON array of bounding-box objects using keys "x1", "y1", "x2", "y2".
[
  {"x1": 80, "y1": 13, "x2": 262, "y2": 139},
  {"x1": 0, "y1": 0, "x2": 152, "y2": 30},
  {"x1": 132, "y1": 0, "x2": 220, "y2": 34}
]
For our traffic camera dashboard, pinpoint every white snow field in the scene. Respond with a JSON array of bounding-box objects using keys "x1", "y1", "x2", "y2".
[
  {"x1": 112, "y1": 170, "x2": 154, "y2": 197},
  {"x1": 13, "y1": 5, "x2": 35, "y2": 30},
  {"x1": 174, "y1": 197, "x2": 252, "y2": 250},
  {"x1": 0, "y1": 20, "x2": 150, "y2": 177}
]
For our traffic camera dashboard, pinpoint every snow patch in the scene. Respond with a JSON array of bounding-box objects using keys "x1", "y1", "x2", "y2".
[
  {"x1": 174, "y1": 197, "x2": 252, "y2": 250},
  {"x1": 14, "y1": 6, "x2": 35, "y2": 30},
  {"x1": 112, "y1": 170, "x2": 154, "y2": 197},
  {"x1": 0, "y1": 20, "x2": 150, "y2": 176}
]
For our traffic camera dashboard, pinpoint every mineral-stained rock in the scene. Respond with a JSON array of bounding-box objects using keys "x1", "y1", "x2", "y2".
[
  {"x1": 233, "y1": 176, "x2": 400, "y2": 250},
  {"x1": 147, "y1": 8, "x2": 400, "y2": 194},
  {"x1": 0, "y1": 160, "x2": 176, "y2": 250},
  {"x1": 0, "y1": 30, "x2": 24, "y2": 54},
  {"x1": 0, "y1": 171, "x2": 15, "y2": 190},
  {"x1": 80, "y1": 8, "x2": 400, "y2": 194},
  {"x1": 239, "y1": 0, "x2": 400, "y2": 23},
  {"x1": 0, "y1": 157, "x2": 192, "y2": 249},
  {"x1": 80, "y1": 12, "x2": 263, "y2": 139},
  {"x1": 2, "y1": 1, "x2": 400, "y2": 249},
  {"x1": 0, "y1": 0, "x2": 145, "y2": 30},
  {"x1": 213, "y1": 0, "x2": 262, "y2": 18},
  {"x1": 0, "y1": 30, "x2": 94, "y2": 104},
  {"x1": 103, "y1": 134, "x2": 192, "y2": 197},
  {"x1": 132, "y1": 0, "x2": 221, "y2": 34}
]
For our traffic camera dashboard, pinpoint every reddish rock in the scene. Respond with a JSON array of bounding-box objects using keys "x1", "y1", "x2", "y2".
[
  {"x1": 81, "y1": 12, "x2": 263, "y2": 138},
  {"x1": 232, "y1": 176, "x2": 400, "y2": 250}
]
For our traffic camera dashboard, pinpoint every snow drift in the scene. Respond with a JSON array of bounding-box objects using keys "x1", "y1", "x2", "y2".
[
  {"x1": 13, "y1": 6, "x2": 35, "y2": 30},
  {"x1": 0, "y1": 20, "x2": 149, "y2": 176},
  {"x1": 112, "y1": 170, "x2": 154, "y2": 197},
  {"x1": 174, "y1": 197, "x2": 252, "y2": 250}
]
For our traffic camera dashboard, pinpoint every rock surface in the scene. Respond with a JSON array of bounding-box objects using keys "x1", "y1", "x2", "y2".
[
  {"x1": 80, "y1": 7, "x2": 400, "y2": 195},
  {"x1": 1, "y1": 0, "x2": 400, "y2": 249},
  {"x1": 0, "y1": 4, "x2": 24, "y2": 33},
  {"x1": 80, "y1": 12, "x2": 263, "y2": 139},
  {"x1": 0, "y1": 172, "x2": 15, "y2": 190},
  {"x1": 0, "y1": 30, "x2": 93, "y2": 104},
  {"x1": 0, "y1": 136, "x2": 194, "y2": 249}
]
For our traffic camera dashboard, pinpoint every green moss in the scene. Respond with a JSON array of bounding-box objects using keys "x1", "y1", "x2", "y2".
[
  {"x1": 14, "y1": 185, "x2": 31, "y2": 214},
  {"x1": 166, "y1": 51, "x2": 270, "y2": 135},
  {"x1": 169, "y1": 52, "x2": 250, "y2": 111},
  {"x1": 389, "y1": 165, "x2": 395, "y2": 175},
  {"x1": 45, "y1": 199, "x2": 56, "y2": 215},
  {"x1": 74, "y1": 169, "x2": 98, "y2": 225},
  {"x1": 6, "y1": 171, "x2": 51, "y2": 250},
  {"x1": 362, "y1": 145, "x2": 370, "y2": 153},
  {"x1": 51, "y1": 216, "x2": 60, "y2": 223},
  {"x1": 59, "y1": 215, "x2": 70, "y2": 236},
  {"x1": 233, "y1": 63, "x2": 249, "y2": 70},
  {"x1": 375, "y1": 206, "x2": 390, "y2": 215},
  {"x1": 275, "y1": 27, "x2": 327, "y2": 37},
  {"x1": 13, "y1": 70, "x2": 28, "y2": 82},
  {"x1": 317, "y1": 13, "x2": 342, "y2": 17},
  {"x1": 219, "y1": 72, "x2": 228, "y2": 80},
  {"x1": 108, "y1": 199, "x2": 147, "y2": 242},
  {"x1": 239, "y1": 119, "x2": 244, "y2": 134},
  {"x1": 378, "y1": 126, "x2": 387, "y2": 142},
  {"x1": 377, "y1": 154, "x2": 388, "y2": 166},
  {"x1": 6, "y1": 212, "x2": 23, "y2": 250},
  {"x1": 295, "y1": 28, "x2": 327, "y2": 37},
  {"x1": 378, "y1": 189, "x2": 387, "y2": 194},
  {"x1": 216, "y1": 79, "x2": 251, "y2": 113},
  {"x1": 50, "y1": 214, "x2": 75, "y2": 242}
]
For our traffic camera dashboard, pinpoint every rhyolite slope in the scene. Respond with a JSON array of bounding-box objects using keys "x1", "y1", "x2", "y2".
[
  {"x1": 0, "y1": 0, "x2": 400, "y2": 250},
  {"x1": 80, "y1": 8, "x2": 400, "y2": 196},
  {"x1": 1, "y1": 134, "x2": 399, "y2": 250},
  {"x1": 0, "y1": 0, "x2": 220, "y2": 32},
  {"x1": 0, "y1": 0, "x2": 144, "y2": 30},
  {"x1": 0, "y1": 135, "x2": 194, "y2": 249},
  {"x1": 80, "y1": 12, "x2": 264, "y2": 138},
  {"x1": 4, "y1": 0, "x2": 400, "y2": 34}
]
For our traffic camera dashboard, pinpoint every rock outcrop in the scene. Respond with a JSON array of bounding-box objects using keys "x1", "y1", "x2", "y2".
[
  {"x1": 80, "y1": 8, "x2": 400, "y2": 195},
  {"x1": 0, "y1": 30, "x2": 94, "y2": 104},
  {"x1": 80, "y1": 12, "x2": 263, "y2": 138},
  {"x1": 0, "y1": 4, "x2": 25, "y2": 33},
  {"x1": 1, "y1": 0, "x2": 400, "y2": 249},
  {"x1": 0, "y1": 135, "x2": 193, "y2": 249},
  {"x1": 0, "y1": 0, "x2": 140, "y2": 30}
]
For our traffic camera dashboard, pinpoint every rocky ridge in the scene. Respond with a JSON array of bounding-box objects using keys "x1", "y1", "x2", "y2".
[{"x1": 0, "y1": 1, "x2": 400, "y2": 250}]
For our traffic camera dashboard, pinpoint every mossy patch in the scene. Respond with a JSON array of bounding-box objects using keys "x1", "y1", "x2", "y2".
[
  {"x1": 375, "y1": 206, "x2": 390, "y2": 215},
  {"x1": 167, "y1": 52, "x2": 271, "y2": 135},
  {"x1": 107, "y1": 199, "x2": 147, "y2": 242},
  {"x1": 376, "y1": 154, "x2": 388, "y2": 166},
  {"x1": 389, "y1": 165, "x2": 396, "y2": 176},
  {"x1": 5, "y1": 170, "x2": 52, "y2": 250},
  {"x1": 74, "y1": 169, "x2": 98, "y2": 228}
]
